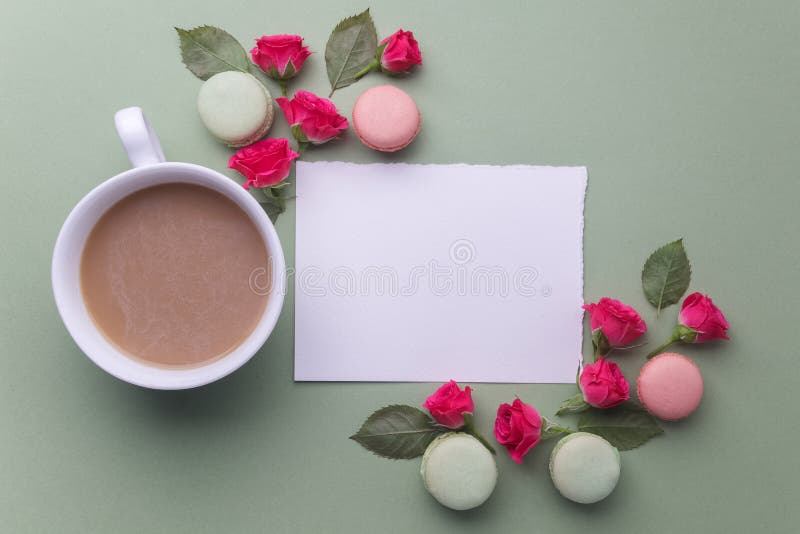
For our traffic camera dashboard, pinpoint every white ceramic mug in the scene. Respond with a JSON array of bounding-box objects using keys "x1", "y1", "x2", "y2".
[{"x1": 52, "y1": 107, "x2": 286, "y2": 389}]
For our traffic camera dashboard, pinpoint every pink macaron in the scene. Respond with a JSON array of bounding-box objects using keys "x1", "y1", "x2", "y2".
[
  {"x1": 637, "y1": 352, "x2": 704, "y2": 421},
  {"x1": 352, "y1": 85, "x2": 421, "y2": 152}
]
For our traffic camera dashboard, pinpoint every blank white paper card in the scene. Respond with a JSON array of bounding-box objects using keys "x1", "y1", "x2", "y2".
[{"x1": 294, "y1": 162, "x2": 586, "y2": 383}]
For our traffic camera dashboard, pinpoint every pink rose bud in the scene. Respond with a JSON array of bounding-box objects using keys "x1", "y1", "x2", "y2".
[
  {"x1": 423, "y1": 380, "x2": 474, "y2": 428},
  {"x1": 493, "y1": 398, "x2": 542, "y2": 464},
  {"x1": 677, "y1": 292, "x2": 730, "y2": 343},
  {"x1": 276, "y1": 91, "x2": 349, "y2": 144},
  {"x1": 250, "y1": 34, "x2": 311, "y2": 80},
  {"x1": 378, "y1": 29, "x2": 422, "y2": 73},
  {"x1": 647, "y1": 292, "x2": 730, "y2": 359},
  {"x1": 228, "y1": 138, "x2": 299, "y2": 189},
  {"x1": 583, "y1": 297, "x2": 647, "y2": 353},
  {"x1": 579, "y1": 357, "x2": 630, "y2": 409}
]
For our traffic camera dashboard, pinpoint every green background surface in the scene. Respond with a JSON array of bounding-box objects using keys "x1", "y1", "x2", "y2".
[{"x1": 1, "y1": 1, "x2": 798, "y2": 532}]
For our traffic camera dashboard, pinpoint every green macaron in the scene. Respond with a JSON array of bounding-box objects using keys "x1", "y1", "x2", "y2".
[
  {"x1": 197, "y1": 71, "x2": 274, "y2": 147},
  {"x1": 420, "y1": 433, "x2": 497, "y2": 510},
  {"x1": 549, "y1": 432, "x2": 621, "y2": 504}
]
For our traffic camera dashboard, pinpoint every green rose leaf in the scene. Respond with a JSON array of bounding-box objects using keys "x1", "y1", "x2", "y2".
[
  {"x1": 324, "y1": 9, "x2": 378, "y2": 96},
  {"x1": 577, "y1": 405, "x2": 663, "y2": 451},
  {"x1": 461, "y1": 413, "x2": 496, "y2": 454},
  {"x1": 540, "y1": 417, "x2": 577, "y2": 440},
  {"x1": 350, "y1": 405, "x2": 446, "y2": 459},
  {"x1": 619, "y1": 399, "x2": 648, "y2": 412},
  {"x1": 176, "y1": 25, "x2": 251, "y2": 80},
  {"x1": 556, "y1": 392, "x2": 591, "y2": 416},
  {"x1": 642, "y1": 238, "x2": 692, "y2": 315},
  {"x1": 247, "y1": 63, "x2": 273, "y2": 87},
  {"x1": 259, "y1": 186, "x2": 287, "y2": 224}
]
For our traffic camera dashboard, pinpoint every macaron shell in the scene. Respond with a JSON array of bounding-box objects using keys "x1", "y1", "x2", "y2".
[
  {"x1": 637, "y1": 352, "x2": 704, "y2": 421},
  {"x1": 549, "y1": 432, "x2": 621, "y2": 504},
  {"x1": 352, "y1": 85, "x2": 421, "y2": 152},
  {"x1": 420, "y1": 433, "x2": 497, "y2": 511},
  {"x1": 197, "y1": 71, "x2": 274, "y2": 147}
]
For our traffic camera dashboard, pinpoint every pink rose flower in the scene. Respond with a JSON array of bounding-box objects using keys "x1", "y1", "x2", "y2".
[
  {"x1": 583, "y1": 297, "x2": 647, "y2": 350},
  {"x1": 423, "y1": 380, "x2": 474, "y2": 428},
  {"x1": 648, "y1": 293, "x2": 729, "y2": 358},
  {"x1": 579, "y1": 357, "x2": 630, "y2": 409},
  {"x1": 276, "y1": 91, "x2": 349, "y2": 144},
  {"x1": 250, "y1": 35, "x2": 311, "y2": 80},
  {"x1": 678, "y1": 293, "x2": 730, "y2": 343},
  {"x1": 494, "y1": 399, "x2": 542, "y2": 464},
  {"x1": 228, "y1": 138, "x2": 299, "y2": 190},
  {"x1": 379, "y1": 29, "x2": 422, "y2": 73}
]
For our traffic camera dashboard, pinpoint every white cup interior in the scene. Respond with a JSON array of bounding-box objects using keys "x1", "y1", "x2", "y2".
[{"x1": 52, "y1": 162, "x2": 285, "y2": 389}]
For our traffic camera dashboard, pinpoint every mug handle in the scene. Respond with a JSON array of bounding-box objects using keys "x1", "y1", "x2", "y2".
[{"x1": 114, "y1": 107, "x2": 166, "y2": 167}]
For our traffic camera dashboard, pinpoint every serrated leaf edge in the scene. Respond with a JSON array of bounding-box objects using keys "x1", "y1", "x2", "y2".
[
  {"x1": 175, "y1": 25, "x2": 249, "y2": 80},
  {"x1": 556, "y1": 392, "x2": 590, "y2": 416},
  {"x1": 578, "y1": 423, "x2": 664, "y2": 445},
  {"x1": 642, "y1": 238, "x2": 692, "y2": 314},
  {"x1": 578, "y1": 409, "x2": 664, "y2": 451},
  {"x1": 349, "y1": 404, "x2": 444, "y2": 460},
  {"x1": 325, "y1": 9, "x2": 377, "y2": 92}
]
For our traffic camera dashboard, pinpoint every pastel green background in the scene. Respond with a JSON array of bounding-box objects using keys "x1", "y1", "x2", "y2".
[{"x1": 1, "y1": 1, "x2": 798, "y2": 532}]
